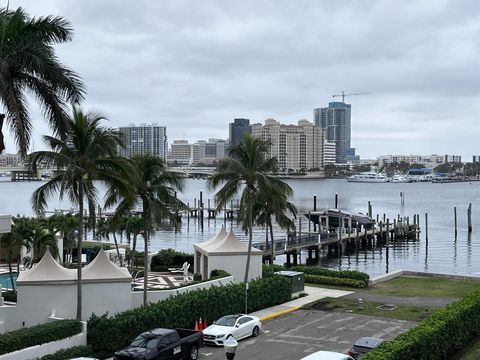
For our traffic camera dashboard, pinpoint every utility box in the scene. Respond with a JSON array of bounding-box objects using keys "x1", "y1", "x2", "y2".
[{"x1": 275, "y1": 270, "x2": 304, "y2": 294}]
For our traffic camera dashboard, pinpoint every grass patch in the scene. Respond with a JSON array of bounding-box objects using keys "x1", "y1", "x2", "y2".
[
  {"x1": 370, "y1": 276, "x2": 480, "y2": 298},
  {"x1": 306, "y1": 276, "x2": 480, "y2": 298},
  {"x1": 305, "y1": 297, "x2": 434, "y2": 322}
]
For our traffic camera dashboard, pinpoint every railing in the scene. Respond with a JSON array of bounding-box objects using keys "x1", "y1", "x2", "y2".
[{"x1": 253, "y1": 232, "x2": 338, "y2": 254}]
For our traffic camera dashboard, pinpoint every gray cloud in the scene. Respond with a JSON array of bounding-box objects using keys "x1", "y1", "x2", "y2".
[{"x1": 3, "y1": 0, "x2": 479, "y2": 158}]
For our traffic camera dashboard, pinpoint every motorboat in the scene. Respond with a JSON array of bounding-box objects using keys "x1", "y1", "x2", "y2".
[
  {"x1": 346, "y1": 172, "x2": 389, "y2": 183},
  {"x1": 390, "y1": 175, "x2": 412, "y2": 183}
]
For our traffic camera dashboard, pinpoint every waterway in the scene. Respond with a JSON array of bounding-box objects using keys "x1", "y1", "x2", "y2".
[{"x1": 1, "y1": 178, "x2": 479, "y2": 277}]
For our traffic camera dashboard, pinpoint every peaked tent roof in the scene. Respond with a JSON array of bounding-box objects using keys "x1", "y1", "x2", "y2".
[
  {"x1": 193, "y1": 226, "x2": 228, "y2": 251},
  {"x1": 17, "y1": 247, "x2": 76, "y2": 284},
  {"x1": 195, "y1": 230, "x2": 262, "y2": 255},
  {"x1": 83, "y1": 249, "x2": 131, "y2": 282}
]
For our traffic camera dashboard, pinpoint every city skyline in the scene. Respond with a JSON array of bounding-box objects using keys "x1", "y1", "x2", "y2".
[{"x1": 2, "y1": 1, "x2": 479, "y2": 158}]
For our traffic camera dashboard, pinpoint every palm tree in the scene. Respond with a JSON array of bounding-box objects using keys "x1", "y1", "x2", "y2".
[
  {"x1": 252, "y1": 184, "x2": 297, "y2": 266},
  {"x1": 47, "y1": 212, "x2": 78, "y2": 265},
  {"x1": 26, "y1": 107, "x2": 131, "y2": 320},
  {"x1": 0, "y1": 7, "x2": 85, "y2": 156},
  {"x1": 105, "y1": 154, "x2": 185, "y2": 306},
  {"x1": 207, "y1": 134, "x2": 293, "y2": 282},
  {"x1": 123, "y1": 215, "x2": 144, "y2": 269},
  {"x1": 96, "y1": 216, "x2": 124, "y2": 267}
]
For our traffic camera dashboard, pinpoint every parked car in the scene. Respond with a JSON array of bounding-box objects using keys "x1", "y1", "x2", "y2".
[
  {"x1": 347, "y1": 337, "x2": 384, "y2": 359},
  {"x1": 300, "y1": 351, "x2": 354, "y2": 360},
  {"x1": 202, "y1": 314, "x2": 262, "y2": 346},
  {"x1": 113, "y1": 328, "x2": 203, "y2": 360}
]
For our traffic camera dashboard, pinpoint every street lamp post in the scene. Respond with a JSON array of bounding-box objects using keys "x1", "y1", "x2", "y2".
[{"x1": 224, "y1": 336, "x2": 238, "y2": 360}]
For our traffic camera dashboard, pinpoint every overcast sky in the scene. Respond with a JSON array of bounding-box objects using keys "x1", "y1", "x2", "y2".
[{"x1": 4, "y1": 0, "x2": 480, "y2": 159}]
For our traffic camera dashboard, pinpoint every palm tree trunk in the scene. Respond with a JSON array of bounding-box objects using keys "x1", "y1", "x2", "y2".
[
  {"x1": 112, "y1": 232, "x2": 123, "y2": 267},
  {"x1": 0, "y1": 114, "x2": 5, "y2": 154},
  {"x1": 269, "y1": 219, "x2": 275, "y2": 268},
  {"x1": 131, "y1": 235, "x2": 137, "y2": 269},
  {"x1": 143, "y1": 202, "x2": 148, "y2": 306},
  {"x1": 76, "y1": 185, "x2": 84, "y2": 321},
  {"x1": 244, "y1": 193, "x2": 253, "y2": 283}
]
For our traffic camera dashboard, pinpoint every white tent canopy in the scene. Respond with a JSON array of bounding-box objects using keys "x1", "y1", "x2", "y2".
[
  {"x1": 193, "y1": 227, "x2": 262, "y2": 283},
  {"x1": 83, "y1": 249, "x2": 131, "y2": 282},
  {"x1": 16, "y1": 247, "x2": 75, "y2": 285}
]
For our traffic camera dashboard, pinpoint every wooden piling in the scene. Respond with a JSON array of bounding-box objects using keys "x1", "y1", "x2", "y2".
[
  {"x1": 335, "y1": 193, "x2": 338, "y2": 209},
  {"x1": 454, "y1": 207, "x2": 457, "y2": 237},
  {"x1": 425, "y1": 213, "x2": 428, "y2": 240},
  {"x1": 386, "y1": 219, "x2": 390, "y2": 247},
  {"x1": 313, "y1": 194, "x2": 317, "y2": 232},
  {"x1": 468, "y1": 203, "x2": 472, "y2": 233}
]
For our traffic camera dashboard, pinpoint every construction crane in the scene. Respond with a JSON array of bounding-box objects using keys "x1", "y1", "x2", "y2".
[{"x1": 332, "y1": 90, "x2": 371, "y2": 103}]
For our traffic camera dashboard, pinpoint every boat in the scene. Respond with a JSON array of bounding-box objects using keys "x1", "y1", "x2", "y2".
[
  {"x1": 390, "y1": 175, "x2": 412, "y2": 183},
  {"x1": 346, "y1": 172, "x2": 389, "y2": 183}
]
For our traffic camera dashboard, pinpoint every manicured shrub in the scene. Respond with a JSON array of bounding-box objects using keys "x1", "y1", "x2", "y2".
[
  {"x1": 38, "y1": 345, "x2": 94, "y2": 360},
  {"x1": 150, "y1": 249, "x2": 194, "y2": 272},
  {"x1": 88, "y1": 275, "x2": 290, "y2": 358},
  {"x1": 262, "y1": 264, "x2": 287, "y2": 277},
  {"x1": 291, "y1": 265, "x2": 369, "y2": 287},
  {"x1": 304, "y1": 274, "x2": 366, "y2": 288},
  {"x1": 210, "y1": 269, "x2": 231, "y2": 278},
  {"x1": 362, "y1": 288, "x2": 480, "y2": 360},
  {"x1": 3, "y1": 290, "x2": 16, "y2": 302},
  {"x1": 0, "y1": 319, "x2": 81, "y2": 355}
]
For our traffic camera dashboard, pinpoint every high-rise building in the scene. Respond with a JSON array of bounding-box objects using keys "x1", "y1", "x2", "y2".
[
  {"x1": 473, "y1": 156, "x2": 480, "y2": 163},
  {"x1": 169, "y1": 140, "x2": 197, "y2": 165},
  {"x1": 118, "y1": 123, "x2": 167, "y2": 160},
  {"x1": 251, "y1": 119, "x2": 324, "y2": 172},
  {"x1": 196, "y1": 138, "x2": 228, "y2": 164},
  {"x1": 229, "y1": 118, "x2": 251, "y2": 147},
  {"x1": 314, "y1": 102, "x2": 352, "y2": 163}
]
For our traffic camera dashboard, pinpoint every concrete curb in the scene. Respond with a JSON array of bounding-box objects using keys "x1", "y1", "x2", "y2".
[
  {"x1": 259, "y1": 305, "x2": 303, "y2": 321},
  {"x1": 369, "y1": 269, "x2": 480, "y2": 286}
]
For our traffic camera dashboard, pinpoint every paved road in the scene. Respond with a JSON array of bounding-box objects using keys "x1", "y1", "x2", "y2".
[{"x1": 199, "y1": 309, "x2": 416, "y2": 360}]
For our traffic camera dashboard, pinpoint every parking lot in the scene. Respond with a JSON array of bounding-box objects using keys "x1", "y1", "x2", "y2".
[{"x1": 200, "y1": 309, "x2": 416, "y2": 360}]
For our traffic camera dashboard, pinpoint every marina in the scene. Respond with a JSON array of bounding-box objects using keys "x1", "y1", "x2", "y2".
[{"x1": 0, "y1": 177, "x2": 479, "y2": 277}]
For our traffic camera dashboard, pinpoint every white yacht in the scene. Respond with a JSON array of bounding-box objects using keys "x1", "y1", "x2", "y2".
[
  {"x1": 390, "y1": 175, "x2": 412, "y2": 183},
  {"x1": 346, "y1": 172, "x2": 389, "y2": 183}
]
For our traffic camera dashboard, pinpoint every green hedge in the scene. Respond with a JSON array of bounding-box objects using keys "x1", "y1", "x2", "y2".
[
  {"x1": 210, "y1": 269, "x2": 231, "y2": 279},
  {"x1": 0, "y1": 320, "x2": 81, "y2": 355},
  {"x1": 151, "y1": 249, "x2": 194, "y2": 272},
  {"x1": 304, "y1": 274, "x2": 366, "y2": 288},
  {"x1": 3, "y1": 290, "x2": 17, "y2": 302},
  {"x1": 262, "y1": 264, "x2": 287, "y2": 277},
  {"x1": 291, "y1": 265, "x2": 369, "y2": 287},
  {"x1": 37, "y1": 345, "x2": 94, "y2": 360},
  {"x1": 363, "y1": 288, "x2": 480, "y2": 360},
  {"x1": 88, "y1": 275, "x2": 291, "y2": 358}
]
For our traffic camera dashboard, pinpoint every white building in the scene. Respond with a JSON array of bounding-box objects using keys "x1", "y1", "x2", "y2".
[
  {"x1": 323, "y1": 141, "x2": 336, "y2": 165},
  {"x1": 119, "y1": 123, "x2": 167, "y2": 160},
  {"x1": 0, "y1": 153, "x2": 22, "y2": 167},
  {"x1": 252, "y1": 119, "x2": 324, "y2": 172},
  {"x1": 378, "y1": 154, "x2": 462, "y2": 168},
  {"x1": 193, "y1": 227, "x2": 262, "y2": 283},
  {"x1": 169, "y1": 140, "x2": 198, "y2": 165}
]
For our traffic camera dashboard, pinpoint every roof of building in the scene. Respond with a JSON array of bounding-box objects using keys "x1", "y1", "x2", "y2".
[
  {"x1": 83, "y1": 249, "x2": 131, "y2": 281},
  {"x1": 16, "y1": 247, "x2": 76, "y2": 284},
  {"x1": 194, "y1": 229, "x2": 262, "y2": 255}
]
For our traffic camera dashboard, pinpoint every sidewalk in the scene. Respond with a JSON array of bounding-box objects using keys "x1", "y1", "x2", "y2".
[{"x1": 250, "y1": 285, "x2": 353, "y2": 321}]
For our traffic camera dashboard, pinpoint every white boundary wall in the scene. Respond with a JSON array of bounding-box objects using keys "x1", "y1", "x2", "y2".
[{"x1": 0, "y1": 321, "x2": 87, "y2": 360}]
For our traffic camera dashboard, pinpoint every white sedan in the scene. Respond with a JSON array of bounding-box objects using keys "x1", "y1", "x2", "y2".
[{"x1": 202, "y1": 314, "x2": 262, "y2": 346}]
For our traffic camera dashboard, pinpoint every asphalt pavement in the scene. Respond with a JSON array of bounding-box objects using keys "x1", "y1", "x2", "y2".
[{"x1": 199, "y1": 308, "x2": 416, "y2": 360}]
